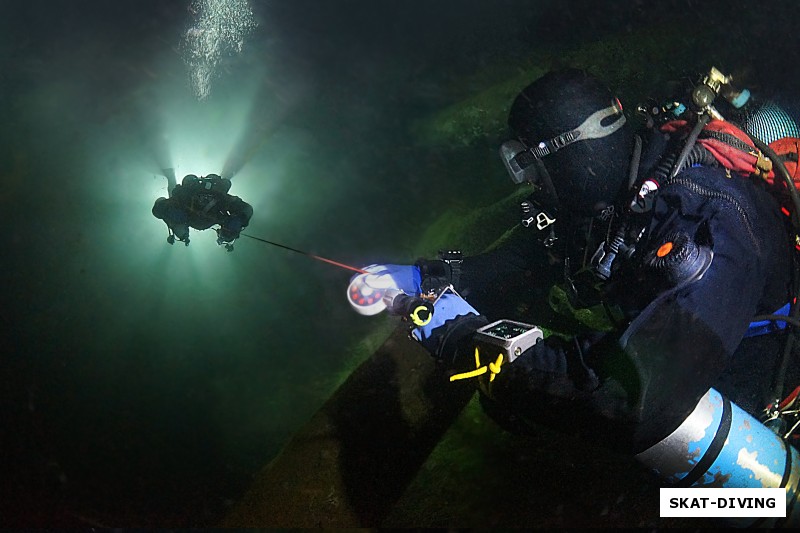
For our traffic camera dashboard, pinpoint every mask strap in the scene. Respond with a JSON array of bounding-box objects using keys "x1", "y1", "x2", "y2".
[{"x1": 529, "y1": 100, "x2": 626, "y2": 159}]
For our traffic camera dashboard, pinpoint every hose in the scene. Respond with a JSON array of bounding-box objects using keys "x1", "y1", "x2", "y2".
[
  {"x1": 752, "y1": 314, "x2": 800, "y2": 331},
  {"x1": 745, "y1": 133, "x2": 800, "y2": 411},
  {"x1": 627, "y1": 134, "x2": 643, "y2": 189},
  {"x1": 653, "y1": 142, "x2": 718, "y2": 184},
  {"x1": 670, "y1": 113, "x2": 711, "y2": 179}
]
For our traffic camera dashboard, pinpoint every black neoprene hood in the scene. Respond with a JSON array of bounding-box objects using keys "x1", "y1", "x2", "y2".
[{"x1": 508, "y1": 69, "x2": 633, "y2": 215}]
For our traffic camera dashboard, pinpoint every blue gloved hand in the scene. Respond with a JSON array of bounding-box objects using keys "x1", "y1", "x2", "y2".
[
  {"x1": 411, "y1": 290, "x2": 479, "y2": 345},
  {"x1": 365, "y1": 264, "x2": 422, "y2": 295},
  {"x1": 347, "y1": 264, "x2": 422, "y2": 316}
]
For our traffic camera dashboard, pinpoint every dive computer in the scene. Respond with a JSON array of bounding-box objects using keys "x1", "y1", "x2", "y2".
[{"x1": 474, "y1": 319, "x2": 543, "y2": 363}]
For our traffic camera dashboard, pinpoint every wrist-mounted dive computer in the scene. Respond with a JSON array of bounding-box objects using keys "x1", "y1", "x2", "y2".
[{"x1": 474, "y1": 319, "x2": 543, "y2": 363}]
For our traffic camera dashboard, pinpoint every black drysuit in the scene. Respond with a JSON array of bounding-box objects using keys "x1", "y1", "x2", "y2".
[{"x1": 419, "y1": 164, "x2": 794, "y2": 453}]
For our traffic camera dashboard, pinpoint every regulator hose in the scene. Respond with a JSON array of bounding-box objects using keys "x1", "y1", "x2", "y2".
[
  {"x1": 745, "y1": 132, "x2": 800, "y2": 413},
  {"x1": 627, "y1": 134, "x2": 643, "y2": 190},
  {"x1": 748, "y1": 135, "x2": 800, "y2": 231},
  {"x1": 670, "y1": 113, "x2": 711, "y2": 179},
  {"x1": 654, "y1": 142, "x2": 718, "y2": 184}
]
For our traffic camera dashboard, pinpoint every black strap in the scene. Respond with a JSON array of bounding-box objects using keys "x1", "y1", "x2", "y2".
[
  {"x1": 675, "y1": 394, "x2": 732, "y2": 487},
  {"x1": 438, "y1": 250, "x2": 463, "y2": 290},
  {"x1": 448, "y1": 259, "x2": 462, "y2": 290}
]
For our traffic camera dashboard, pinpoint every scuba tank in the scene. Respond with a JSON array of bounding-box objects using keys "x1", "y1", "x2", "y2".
[{"x1": 636, "y1": 388, "x2": 800, "y2": 527}]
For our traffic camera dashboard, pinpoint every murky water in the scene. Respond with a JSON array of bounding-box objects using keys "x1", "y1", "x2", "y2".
[{"x1": 3, "y1": 0, "x2": 798, "y2": 527}]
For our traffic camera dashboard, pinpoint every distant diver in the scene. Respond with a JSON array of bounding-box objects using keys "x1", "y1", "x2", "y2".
[{"x1": 152, "y1": 169, "x2": 253, "y2": 251}]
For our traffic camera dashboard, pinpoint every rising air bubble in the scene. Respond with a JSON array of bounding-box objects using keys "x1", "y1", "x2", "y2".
[{"x1": 182, "y1": 0, "x2": 257, "y2": 100}]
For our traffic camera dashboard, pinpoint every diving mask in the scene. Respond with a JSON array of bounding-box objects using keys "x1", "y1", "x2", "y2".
[{"x1": 500, "y1": 99, "x2": 626, "y2": 186}]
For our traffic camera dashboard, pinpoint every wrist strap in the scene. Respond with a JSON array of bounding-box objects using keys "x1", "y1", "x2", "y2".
[{"x1": 439, "y1": 249, "x2": 463, "y2": 290}]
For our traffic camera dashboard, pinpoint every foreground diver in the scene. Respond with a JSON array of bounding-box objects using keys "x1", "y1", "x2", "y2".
[
  {"x1": 349, "y1": 68, "x2": 800, "y2": 525},
  {"x1": 152, "y1": 172, "x2": 253, "y2": 251}
]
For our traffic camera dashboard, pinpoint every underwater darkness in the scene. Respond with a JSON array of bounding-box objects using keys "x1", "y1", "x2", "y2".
[{"x1": 2, "y1": 0, "x2": 800, "y2": 527}]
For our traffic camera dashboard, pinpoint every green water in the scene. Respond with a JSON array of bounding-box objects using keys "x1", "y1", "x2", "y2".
[{"x1": 2, "y1": 0, "x2": 798, "y2": 527}]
